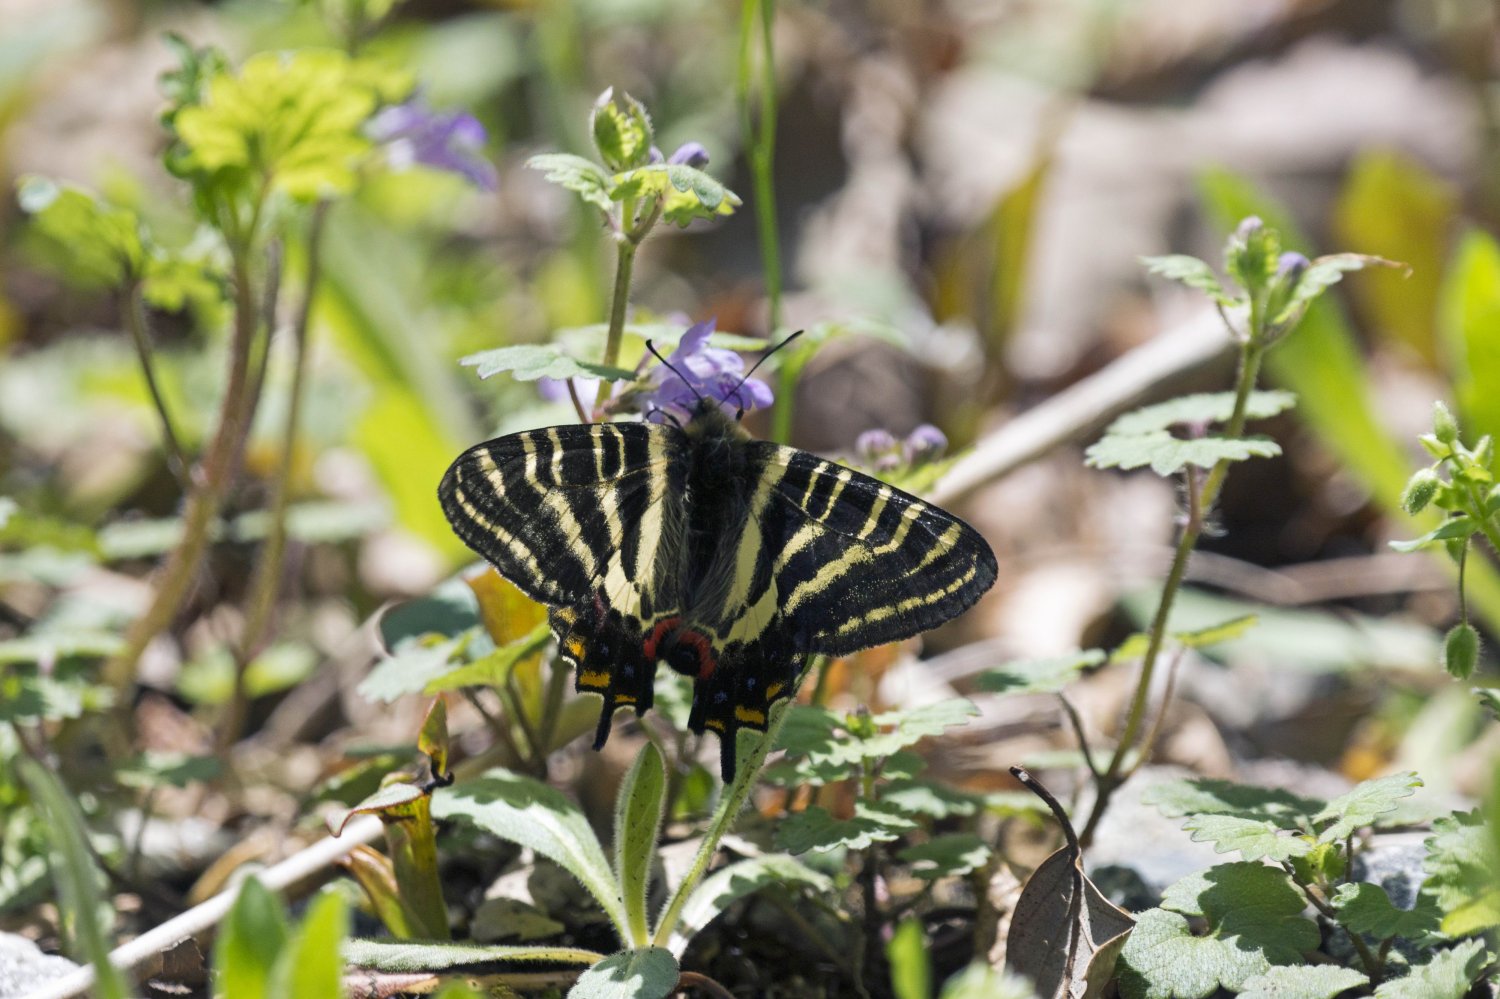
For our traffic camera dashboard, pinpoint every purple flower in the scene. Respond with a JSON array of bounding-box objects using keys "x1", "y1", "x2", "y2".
[
  {"x1": 1276, "y1": 251, "x2": 1310, "y2": 283},
  {"x1": 1233, "y1": 216, "x2": 1264, "y2": 243},
  {"x1": 904, "y1": 424, "x2": 948, "y2": 464},
  {"x1": 667, "y1": 142, "x2": 709, "y2": 168},
  {"x1": 638, "y1": 318, "x2": 773, "y2": 423},
  {"x1": 368, "y1": 96, "x2": 498, "y2": 191},
  {"x1": 856, "y1": 429, "x2": 898, "y2": 463}
]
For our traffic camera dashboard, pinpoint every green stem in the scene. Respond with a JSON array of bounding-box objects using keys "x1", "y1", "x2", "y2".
[
  {"x1": 225, "y1": 205, "x2": 329, "y2": 748},
  {"x1": 738, "y1": 0, "x2": 788, "y2": 441},
  {"x1": 650, "y1": 670, "x2": 804, "y2": 948},
  {"x1": 105, "y1": 244, "x2": 265, "y2": 692},
  {"x1": 594, "y1": 239, "x2": 637, "y2": 411},
  {"x1": 1077, "y1": 337, "x2": 1266, "y2": 848},
  {"x1": 123, "y1": 283, "x2": 189, "y2": 487}
]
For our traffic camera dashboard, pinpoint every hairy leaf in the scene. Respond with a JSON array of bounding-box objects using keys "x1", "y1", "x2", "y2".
[
  {"x1": 776, "y1": 801, "x2": 917, "y2": 854},
  {"x1": 1313, "y1": 772, "x2": 1422, "y2": 842},
  {"x1": 900, "y1": 833, "x2": 992, "y2": 880},
  {"x1": 1143, "y1": 779, "x2": 1319, "y2": 827},
  {"x1": 1141, "y1": 254, "x2": 1233, "y2": 304},
  {"x1": 344, "y1": 938, "x2": 601, "y2": 970},
  {"x1": 1372, "y1": 939, "x2": 1488, "y2": 999},
  {"x1": 1104, "y1": 391, "x2": 1297, "y2": 436},
  {"x1": 667, "y1": 854, "x2": 831, "y2": 956},
  {"x1": 1421, "y1": 810, "x2": 1500, "y2": 936},
  {"x1": 1235, "y1": 965, "x2": 1369, "y2": 999},
  {"x1": 460, "y1": 343, "x2": 636, "y2": 383},
  {"x1": 568, "y1": 947, "x2": 679, "y2": 999},
  {"x1": 1085, "y1": 432, "x2": 1281, "y2": 476},
  {"x1": 1180, "y1": 815, "x2": 1313, "y2": 863},
  {"x1": 976, "y1": 650, "x2": 1105, "y2": 695},
  {"x1": 609, "y1": 164, "x2": 741, "y2": 225},
  {"x1": 1330, "y1": 883, "x2": 1441, "y2": 941},
  {"x1": 527, "y1": 153, "x2": 614, "y2": 213}
]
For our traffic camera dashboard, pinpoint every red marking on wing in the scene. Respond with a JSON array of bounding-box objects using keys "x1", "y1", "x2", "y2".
[
  {"x1": 642, "y1": 617, "x2": 718, "y2": 680},
  {"x1": 643, "y1": 616, "x2": 681, "y2": 660}
]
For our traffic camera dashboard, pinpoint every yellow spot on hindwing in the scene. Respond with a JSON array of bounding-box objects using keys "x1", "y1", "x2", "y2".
[
  {"x1": 579, "y1": 670, "x2": 610, "y2": 689},
  {"x1": 734, "y1": 706, "x2": 766, "y2": 726}
]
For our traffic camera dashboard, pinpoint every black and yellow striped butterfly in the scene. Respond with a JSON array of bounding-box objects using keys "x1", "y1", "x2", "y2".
[{"x1": 438, "y1": 399, "x2": 996, "y2": 780}]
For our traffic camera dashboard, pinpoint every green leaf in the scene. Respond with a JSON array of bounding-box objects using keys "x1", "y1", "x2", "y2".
[
  {"x1": 776, "y1": 801, "x2": 918, "y2": 854},
  {"x1": 1121, "y1": 863, "x2": 1317, "y2": 999},
  {"x1": 0, "y1": 633, "x2": 123, "y2": 667},
  {"x1": 215, "y1": 877, "x2": 289, "y2": 999},
  {"x1": 1277, "y1": 253, "x2": 1403, "y2": 325},
  {"x1": 1389, "y1": 516, "x2": 1477, "y2": 554},
  {"x1": 1104, "y1": 391, "x2": 1297, "y2": 436},
  {"x1": 1372, "y1": 939, "x2": 1488, "y2": 999},
  {"x1": 343, "y1": 938, "x2": 602, "y2": 970},
  {"x1": 615, "y1": 742, "x2": 666, "y2": 946},
  {"x1": 1158, "y1": 863, "x2": 1318, "y2": 965},
  {"x1": 881, "y1": 779, "x2": 980, "y2": 819},
  {"x1": 860, "y1": 699, "x2": 980, "y2": 760},
  {"x1": 115, "y1": 751, "x2": 221, "y2": 790},
  {"x1": 776, "y1": 700, "x2": 978, "y2": 770},
  {"x1": 527, "y1": 153, "x2": 614, "y2": 213},
  {"x1": 423, "y1": 622, "x2": 551, "y2": 695},
  {"x1": 1144, "y1": 779, "x2": 1319, "y2": 827},
  {"x1": 1442, "y1": 229, "x2": 1500, "y2": 444},
  {"x1": 358, "y1": 635, "x2": 469, "y2": 704},
  {"x1": 471, "y1": 897, "x2": 567, "y2": 943},
  {"x1": 17, "y1": 176, "x2": 145, "y2": 286},
  {"x1": 1180, "y1": 815, "x2": 1313, "y2": 863},
  {"x1": 568, "y1": 947, "x2": 679, "y2": 999},
  {"x1": 1313, "y1": 772, "x2": 1422, "y2": 842},
  {"x1": 1141, "y1": 254, "x2": 1233, "y2": 304},
  {"x1": 1421, "y1": 809, "x2": 1500, "y2": 936},
  {"x1": 1330, "y1": 882, "x2": 1441, "y2": 941},
  {"x1": 174, "y1": 50, "x2": 408, "y2": 201},
  {"x1": 459, "y1": 343, "x2": 637, "y2": 383},
  {"x1": 17, "y1": 758, "x2": 129, "y2": 999},
  {"x1": 270, "y1": 889, "x2": 349, "y2": 999},
  {"x1": 1236, "y1": 965, "x2": 1369, "y2": 999},
  {"x1": 1119, "y1": 908, "x2": 1267, "y2": 999},
  {"x1": 1173, "y1": 614, "x2": 1259, "y2": 648},
  {"x1": 666, "y1": 854, "x2": 832, "y2": 956},
  {"x1": 976, "y1": 650, "x2": 1105, "y2": 694},
  {"x1": 590, "y1": 90, "x2": 653, "y2": 172},
  {"x1": 899, "y1": 833, "x2": 992, "y2": 880},
  {"x1": 432, "y1": 770, "x2": 626, "y2": 932},
  {"x1": 609, "y1": 164, "x2": 741, "y2": 225},
  {"x1": 1085, "y1": 432, "x2": 1281, "y2": 476},
  {"x1": 888, "y1": 919, "x2": 931, "y2": 999}
]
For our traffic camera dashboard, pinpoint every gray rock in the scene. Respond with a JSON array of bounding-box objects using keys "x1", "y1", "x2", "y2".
[{"x1": 0, "y1": 932, "x2": 80, "y2": 999}]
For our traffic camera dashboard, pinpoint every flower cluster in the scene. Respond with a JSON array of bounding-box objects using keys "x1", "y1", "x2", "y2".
[
  {"x1": 635, "y1": 319, "x2": 773, "y2": 423},
  {"x1": 856, "y1": 424, "x2": 948, "y2": 471}
]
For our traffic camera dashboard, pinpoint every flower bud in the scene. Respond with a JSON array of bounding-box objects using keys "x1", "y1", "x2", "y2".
[
  {"x1": 1444, "y1": 622, "x2": 1479, "y2": 680},
  {"x1": 856, "y1": 428, "x2": 898, "y2": 463},
  {"x1": 667, "y1": 142, "x2": 710, "y2": 168},
  {"x1": 1433, "y1": 401, "x2": 1459, "y2": 445},
  {"x1": 590, "y1": 87, "x2": 654, "y2": 172},
  {"x1": 904, "y1": 424, "x2": 948, "y2": 464},
  {"x1": 1401, "y1": 468, "x2": 1441, "y2": 515},
  {"x1": 1275, "y1": 251, "x2": 1309, "y2": 284}
]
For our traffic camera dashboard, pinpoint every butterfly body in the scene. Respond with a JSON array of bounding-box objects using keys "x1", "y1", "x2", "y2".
[{"x1": 439, "y1": 398, "x2": 996, "y2": 779}]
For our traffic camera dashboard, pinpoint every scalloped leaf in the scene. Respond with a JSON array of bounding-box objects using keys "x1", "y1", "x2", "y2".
[
  {"x1": 1372, "y1": 939, "x2": 1488, "y2": 999},
  {"x1": 17, "y1": 176, "x2": 145, "y2": 286},
  {"x1": 1277, "y1": 253, "x2": 1404, "y2": 325},
  {"x1": 1236, "y1": 965, "x2": 1369, "y2": 999},
  {"x1": 528, "y1": 153, "x2": 613, "y2": 213},
  {"x1": 568, "y1": 947, "x2": 679, "y2": 999},
  {"x1": 1085, "y1": 432, "x2": 1281, "y2": 476},
  {"x1": 432, "y1": 770, "x2": 625, "y2": 932},
  {"x1": 776, "y1": 800, "x2": 917, "y2": 854},
  {"x1": 1330, "y1": 882, "x2": 1441, "y2": 941},
  {"x1": 1421, "y1": 809, "x2": 1500, "y2": 936},
  {"x1": 1104, "y1": 391, "x2": 1297, "y2": 436},
  {"x1": 1314, "y1": 772, "x2": 1422, "y2": 842},
  {"x1": 1181, "y1": 815, "x2": 1313, "y2": 863},
  {"x1": 1142, "y1": 254, "x2": 1234, "y2": 304},
  {"x1": 1143, "y1": 778, "x2": 1320, "y2": 828},
  {"x1": 460, "y1": 343, "x2": 637, "y2": 383},
  {"x1": 899, "y1": 833, "x2": 992, "y2": 880},
  {"x1": 609, "y1": 164, "x2": 741, "y2": 225}
]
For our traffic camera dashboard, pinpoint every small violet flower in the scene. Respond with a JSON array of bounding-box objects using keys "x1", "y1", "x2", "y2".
[
  {"x1": 638, "y1": 318, "x2": 773, "y2": 423},
  {"x1": 648, "y1": 142, "x2": 711, "y2": 168},
  {"x1": 368, "y1": 96, "x2": 498, "y2": 191},
  {"x1": 904, "y1": 424, "x2": 948, "y2": 464},
  {"x1": 855, "y1": 428, "x2": 899, "y2": 463},
  {"x1": 1276, "y1": 251, "x2": 1310, "y2": 284}
]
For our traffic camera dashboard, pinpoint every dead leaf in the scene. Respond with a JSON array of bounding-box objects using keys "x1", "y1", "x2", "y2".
[{"x1": 1004, "y1": 766, "x2": 1134, "y2": 999}]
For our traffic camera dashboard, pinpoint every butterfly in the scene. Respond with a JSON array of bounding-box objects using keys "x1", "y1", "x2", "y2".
[{"x1": 438, "y1": 355, "x2": 997, "y2": 781}]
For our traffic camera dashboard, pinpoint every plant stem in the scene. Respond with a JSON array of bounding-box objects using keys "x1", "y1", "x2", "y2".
[
  {"x1": 123, "y1": 283, "x2": 189, "y2": 487},
  {"x1": 224, "y1": 205, "x2": 329, "y2": 748},
  {"x1": 650, "y1": 674, "x2": 804, "y2": 948},
  {"x1": 594, "y1": 239, "x2": 637, "y2": 411},
  {"x1": 1077, "y1": 337, "x2": 1266, "y2": 848},
  {"x1": 105, "y1": 243, "x2": 265, "y2": 692},
  {"x1": 738, "y1": 0, "x2": 789, "y2": 442}
]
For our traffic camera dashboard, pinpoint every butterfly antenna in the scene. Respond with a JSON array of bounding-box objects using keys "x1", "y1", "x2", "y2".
[
  {"x1": 729, "y1": 330, "x2": 804, "y2": 417},
  {"x1": 645, "y1": 339, "x2": 706, "y2": 406}
]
